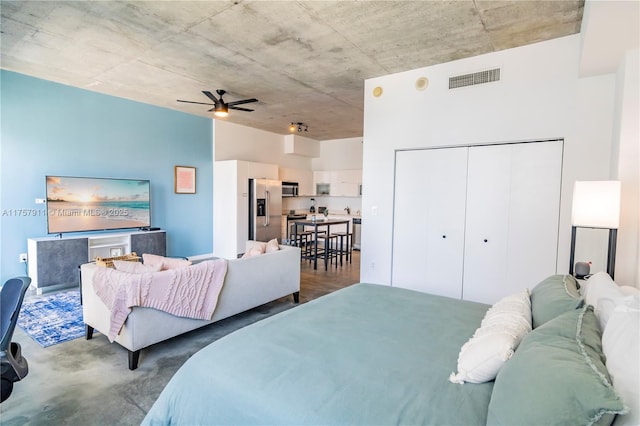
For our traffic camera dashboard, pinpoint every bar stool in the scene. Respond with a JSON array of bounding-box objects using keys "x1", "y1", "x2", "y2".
[
  {"x1": 321, "y1": 234, "x2": 339, "y2": 269},
  {"x1": 330, "y1": 232, "x2": 352, "y2": 265},
  {"x1": 294, "y1": 231, "x2": 313, "y2": 260}
]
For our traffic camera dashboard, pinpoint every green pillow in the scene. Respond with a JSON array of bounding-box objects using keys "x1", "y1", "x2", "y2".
[
  {"x1": 487, "y1": 305, "x2": 626, "y2": 426},
  {"x1": 530, "y1": 274, "x2": 583, "y2": 328}
]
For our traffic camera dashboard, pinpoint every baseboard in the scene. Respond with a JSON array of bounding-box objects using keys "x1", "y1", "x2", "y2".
[{"x1": 32, "y1": 282, "x2": 77, "y2": 295}]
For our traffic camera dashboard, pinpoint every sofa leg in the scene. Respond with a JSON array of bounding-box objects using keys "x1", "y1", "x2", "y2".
[
  {"x1": 293, "y1": 291, "x2": 300, "y2": 304},
  {"x1": 128, "y1": 350, "x2": 140, "y2": 370},
  {"x1": 85, "y1": 325, "x2": 94, "y2": 340}
]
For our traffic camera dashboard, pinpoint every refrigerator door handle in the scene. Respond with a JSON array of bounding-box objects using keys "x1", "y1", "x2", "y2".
[{"x1": 265, "y1": 190, "x2": 270, "y2": 226}]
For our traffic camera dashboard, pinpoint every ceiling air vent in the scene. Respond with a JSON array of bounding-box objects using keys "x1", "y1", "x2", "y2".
[{"x1": 449, "y1": 68, "x2": 500, "y2": 89}]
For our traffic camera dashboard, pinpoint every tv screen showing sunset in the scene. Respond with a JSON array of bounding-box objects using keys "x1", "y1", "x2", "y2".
[{"x1": 46, "y1": 176, "x2": 150, "y2": 234}]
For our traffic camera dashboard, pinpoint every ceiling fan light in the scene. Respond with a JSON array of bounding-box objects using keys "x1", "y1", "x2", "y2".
[{"x1": 214, "y1": 105, "x2": 228, "y2": 117}]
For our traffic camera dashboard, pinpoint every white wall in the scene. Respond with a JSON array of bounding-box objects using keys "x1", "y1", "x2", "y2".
[
  {"x1": 214, "y1": 121, "x2": 364, "y2": 172},
  {"x1": 361, "y1": 34, "x2": 617, "y2": 286},
  {"x1": 312, "y1": 137, "x2": 364, "y2": 170},
  {"x1": 214, "y1": 120, "x2": 313, "y2": 169},
  {"x1": 611, "y1": 48, "x2": 640, "y2": 286}
]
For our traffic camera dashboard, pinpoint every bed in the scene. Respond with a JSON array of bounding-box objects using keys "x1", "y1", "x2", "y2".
[{"x1": 143, "y1": 276, "x2": 638, "y2": 425}]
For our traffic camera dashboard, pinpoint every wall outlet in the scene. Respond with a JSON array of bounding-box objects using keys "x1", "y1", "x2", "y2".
[{"x1": 19, "y1": 253, "x2": 28, "y2": 263}]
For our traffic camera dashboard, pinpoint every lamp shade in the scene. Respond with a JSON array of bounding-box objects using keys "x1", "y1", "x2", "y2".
[{"x1": 571, "y1": 180, "x2": 621, "y2": 228}]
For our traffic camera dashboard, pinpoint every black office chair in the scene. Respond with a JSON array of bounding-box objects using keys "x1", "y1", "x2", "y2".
[{"x1": 1, "y1": 277, "x2": 31, "y2": 403}]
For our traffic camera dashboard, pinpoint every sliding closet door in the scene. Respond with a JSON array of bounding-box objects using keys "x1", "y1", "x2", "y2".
[
  {"x1": 463, "y1": 141, "x2": 562, "y2": 304},
  {"x1": 392, "y1": 148, "x2": 468, "y2": 298},
  {"x1": 462, "y1": 145, "x2": 511, "y2": 303},
  {"x1": 506, "y1": 141, "x2": 562, "y2": 293}
]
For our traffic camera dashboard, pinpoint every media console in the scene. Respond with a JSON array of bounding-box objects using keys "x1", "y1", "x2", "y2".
[{"x1": 27, "y1": 230, "x2": 166, "y2": 294}]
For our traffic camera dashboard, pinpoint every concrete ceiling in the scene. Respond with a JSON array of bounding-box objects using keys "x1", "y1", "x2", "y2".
[{"x1": 1, "y1": 1, "x2": 584, "y2": 140}]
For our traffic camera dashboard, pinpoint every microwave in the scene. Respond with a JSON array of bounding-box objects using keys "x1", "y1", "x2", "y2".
[{"x1": 282, "y1": 181, "x2": 299, "y2": 197}]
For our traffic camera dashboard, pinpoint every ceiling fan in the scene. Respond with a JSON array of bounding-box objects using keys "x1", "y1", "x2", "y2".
[{"x1": 177, "y1": 90, "x2": 258, "y2": 117}]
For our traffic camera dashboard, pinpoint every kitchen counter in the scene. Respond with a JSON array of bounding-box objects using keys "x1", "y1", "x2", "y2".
[{"x1": 282, "y1": 211, "x2": 361, "y2": 219}]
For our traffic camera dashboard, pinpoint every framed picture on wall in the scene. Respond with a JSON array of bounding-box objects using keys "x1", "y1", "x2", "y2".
[{"x1": 175, "y1": 166, "x2": 196, "y2": 194}]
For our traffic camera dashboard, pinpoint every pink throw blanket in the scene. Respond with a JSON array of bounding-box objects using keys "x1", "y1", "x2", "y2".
[{"x1": 92, "y1": 259, "x2": 228, "y2": 341}]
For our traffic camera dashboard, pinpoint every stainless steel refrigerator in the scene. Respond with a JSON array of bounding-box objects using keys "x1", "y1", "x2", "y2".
[{"x1": 248, "y1": 178, "x2": 282, "y2": 243}]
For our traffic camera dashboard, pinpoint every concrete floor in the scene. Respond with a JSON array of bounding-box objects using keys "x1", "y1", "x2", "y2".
[{"x1": 0, "y1": 296, "x2": 296, "y2": 425}]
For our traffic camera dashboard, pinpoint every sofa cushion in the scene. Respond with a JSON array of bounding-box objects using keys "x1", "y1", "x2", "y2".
[
  {"x1": 142, "y1": 253, "x2": 192, "y2": 270},
  {"x1": 113, "y1": 260, "x2": 162, "y2": 274},
  {"x1": 265, "y1": 238, "x2": 280, "y2": 253},
  {"x1": 242, "y1": 243, "x2": 266, "y2": 258}
]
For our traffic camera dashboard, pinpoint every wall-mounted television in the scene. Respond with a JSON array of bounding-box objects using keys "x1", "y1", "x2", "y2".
[{"x1": 46, "y1": 176, "x2": 151, "y2": 234}]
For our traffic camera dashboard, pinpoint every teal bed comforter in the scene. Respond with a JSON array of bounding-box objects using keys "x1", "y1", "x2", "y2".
[{"x1": 143, "y1": 283, "x2": 492, "y2": 425}]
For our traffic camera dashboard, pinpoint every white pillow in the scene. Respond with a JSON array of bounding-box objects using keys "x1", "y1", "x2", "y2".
[
  {"x1": 112, "y1": 260, "x2": 161, "y2": 273},
  {"x1": 241, "y1": 243, "x2": 266, "y2": 258},
  {"x1": 583, "y1": 272, "x2": 625, "y2": 331},
  {"x1": 450, "y1": 289, "x2": 531, "y2": 384},
  {"x1": 265, "y1": 238, "x2": 280, "y2": 253},
  {"x1": 603, "y1": 296, "x2": 640, "y2": 426},
  {"x1": 479, "y1": 291, "x2": 532, "y2": 332},
  {"x1": 141, "y1": 253, "x2": 192, "y2": 270}
]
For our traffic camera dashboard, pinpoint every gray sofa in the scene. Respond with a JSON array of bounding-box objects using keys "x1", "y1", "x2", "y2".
[{"x1": 80, "y1": 241, "x2": 301, "y2": 369}]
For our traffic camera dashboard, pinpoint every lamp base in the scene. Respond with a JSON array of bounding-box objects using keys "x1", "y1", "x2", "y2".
[{"x1": 569, "y1": 226, "x2": 617, "y2": 280}]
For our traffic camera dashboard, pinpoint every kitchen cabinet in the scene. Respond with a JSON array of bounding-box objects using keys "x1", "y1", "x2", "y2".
[
  {"x1": 313, "y1": 169, "x2": 362, "y2": 196},
  {"x1": 391, "y1": 140, "x2": 563, "y2": 304},
  {"x1": 313, "y1": 171, "x2": 331, "y2": 184},
  {"x1": 247, "y1": 162, "x2": 279, "y2": 180},
  {"x1": 279, "y1": 167, "x2": 314, "y2": 196},
  {"x1": 331, "y1": 182, "x2": 359, "y2": 197}
]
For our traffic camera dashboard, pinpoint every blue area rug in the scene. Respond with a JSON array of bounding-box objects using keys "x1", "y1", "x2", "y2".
[{"x1": 17, "y1": 289, "x2": 85, "y2": 347}]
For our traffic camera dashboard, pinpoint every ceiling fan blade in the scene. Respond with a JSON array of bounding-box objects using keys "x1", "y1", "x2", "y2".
[
  {"x1": 226, "y1": 98, "x2": 258, "y2": 107},
  {"x1": 229, "y1": 106, "x2": 254, "y2": 112},
  {"x1": 177, "y1": 99, "x2": 215, "y2": 106},
  {"x1": 202, "y1": 91, "x2": 220, "y2": 105}
]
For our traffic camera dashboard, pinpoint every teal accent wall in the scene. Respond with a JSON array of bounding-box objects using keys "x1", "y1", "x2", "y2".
[{"x1": 1, "y1": 70, "x2": 213, "y2": 282}]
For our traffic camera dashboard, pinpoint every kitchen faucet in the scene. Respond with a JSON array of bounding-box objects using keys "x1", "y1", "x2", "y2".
[{"x1": 344, "y1": 206, "x2": 351, "y2": 215}]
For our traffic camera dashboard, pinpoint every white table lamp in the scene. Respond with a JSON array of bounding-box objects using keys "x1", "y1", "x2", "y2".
[{"x1": 569, "y1": 180, "x2": 621, "y2": 278}]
